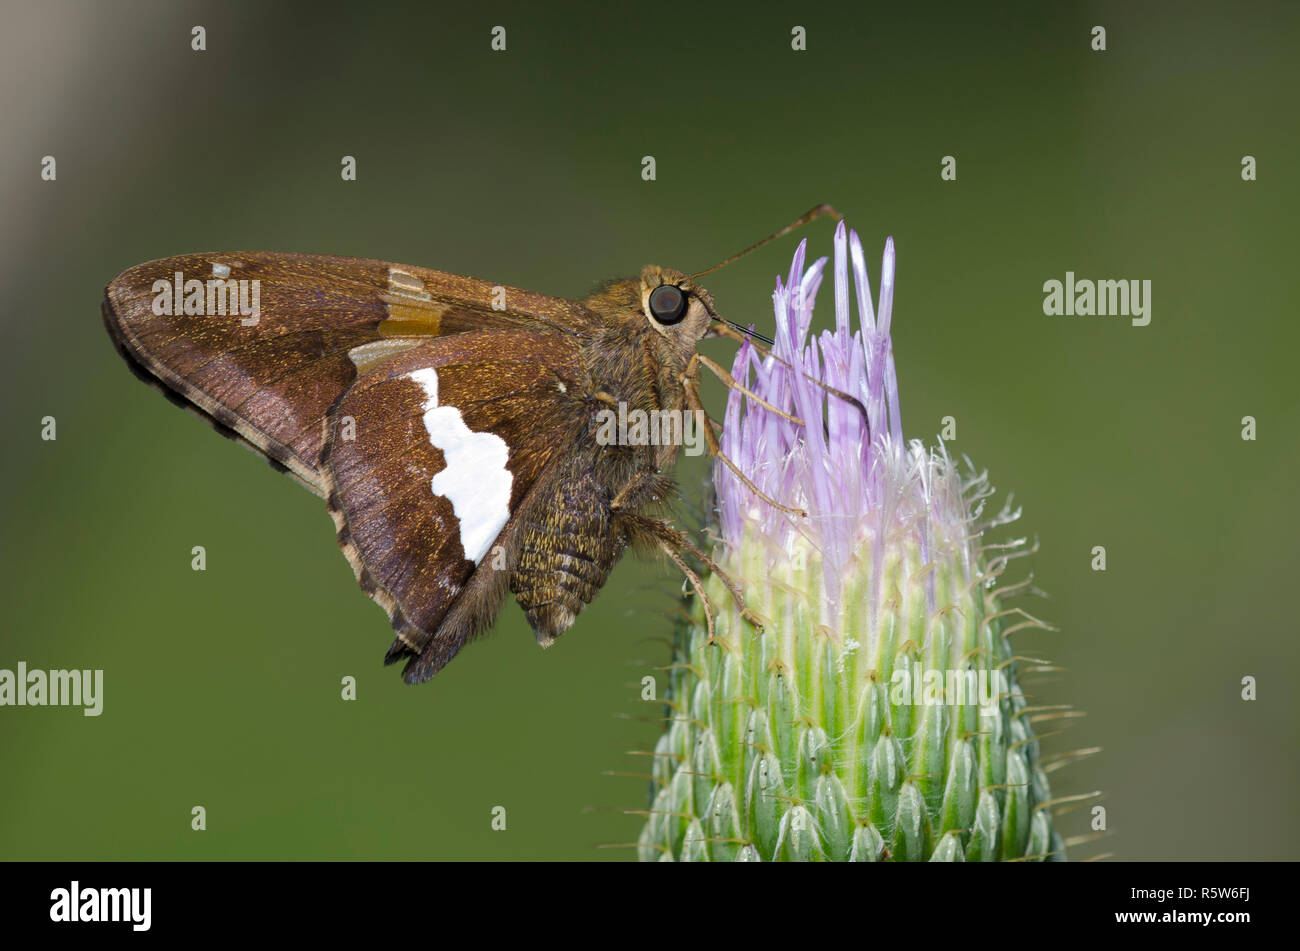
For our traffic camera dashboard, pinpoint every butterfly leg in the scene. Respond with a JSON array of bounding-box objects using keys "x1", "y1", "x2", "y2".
[
  {"x1": 660, "y1": 538, "x2": 716, "y2": 641},
  {"x1": 677, "y1": 363, "x2": 808, "y2": 519},
  {"x1": 612, "y1": 494, "x2": 764, "y2": 632},
  {"x1": 692, "y1": 352, "x2": 804, "y2": 426},
  {"x1": 700, "y1": 324, "x2": 871, "y2": 425}
]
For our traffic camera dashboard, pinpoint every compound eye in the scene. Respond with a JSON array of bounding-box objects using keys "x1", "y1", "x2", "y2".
[{"x1": 648, "y1": 284, "x2": 688, "y2": 324}]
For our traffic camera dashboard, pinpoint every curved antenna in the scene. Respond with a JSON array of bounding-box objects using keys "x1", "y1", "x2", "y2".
[{"x1": 690, "y1": 204, "x2": 843, "y2": 280}]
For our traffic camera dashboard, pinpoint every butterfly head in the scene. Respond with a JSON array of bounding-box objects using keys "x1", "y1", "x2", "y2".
[
  {"x1": 639, "y1": 266, "x2": 716, "y2": 347},
  {"x1": 636, "y1": 265, "x2": 776, "y2": 360}
]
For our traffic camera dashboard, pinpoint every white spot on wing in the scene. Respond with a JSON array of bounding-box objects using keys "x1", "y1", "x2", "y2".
[
  {"x1": 406, "y1": 367, "x2": 512, "y2": 564},
  {"x1": 211, "y1": 262, "x2": 231, "y2": 278}
]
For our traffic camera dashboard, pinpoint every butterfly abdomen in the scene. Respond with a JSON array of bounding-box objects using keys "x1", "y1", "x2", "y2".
[{"x1": 509, "y1": 464, "x2": 626, "y2": 645}]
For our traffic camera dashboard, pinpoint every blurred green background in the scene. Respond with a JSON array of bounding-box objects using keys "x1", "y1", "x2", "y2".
[{"x1": 1, "y1": 0, "x2": 1296, "y2": 860}]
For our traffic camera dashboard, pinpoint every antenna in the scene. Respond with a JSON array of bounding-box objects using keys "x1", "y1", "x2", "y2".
[{"x1": 691, "y1": 204, "x2": 843, "y2": 280}]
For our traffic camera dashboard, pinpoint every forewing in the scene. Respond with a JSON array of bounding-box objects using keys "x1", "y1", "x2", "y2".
[
  {"x1": 324, "y1": 330, "x2": 592, "y2": 680},
  {"x1": 102, "y1": 251, "x2": 598, "y2": 494}
]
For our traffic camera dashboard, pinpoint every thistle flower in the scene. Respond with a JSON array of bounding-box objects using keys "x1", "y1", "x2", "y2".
[{"x1": 637, "y1": 223, "x2": 1069, "y2": 861}]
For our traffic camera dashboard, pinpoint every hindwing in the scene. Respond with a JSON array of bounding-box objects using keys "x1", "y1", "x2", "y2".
[{"x1": 324, "y1": 330, "x2": 594, "y2": 681}]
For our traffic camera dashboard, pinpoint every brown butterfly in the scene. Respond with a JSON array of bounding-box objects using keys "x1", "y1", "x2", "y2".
[{"x1": 101, "y1": 207, "x2": 839, "y2": 683}]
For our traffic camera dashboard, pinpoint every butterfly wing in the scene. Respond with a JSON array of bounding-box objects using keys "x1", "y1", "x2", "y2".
[
  {"x1": 102, "y1": 252, "x2": 599, "y2": 495},
  {"x1": 323, "y1": 330, "x2": 594, "y2": 682}
]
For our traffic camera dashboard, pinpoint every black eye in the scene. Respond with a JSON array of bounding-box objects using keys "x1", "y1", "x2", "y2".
[{"x1": 648, "y1": 284, "x2": 688, "y2": 324}]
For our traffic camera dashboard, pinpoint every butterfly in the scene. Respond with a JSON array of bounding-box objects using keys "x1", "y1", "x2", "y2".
[{"x1": 101, "y1": 207, "x2": 840, "y2": 683}]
